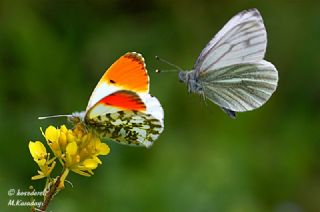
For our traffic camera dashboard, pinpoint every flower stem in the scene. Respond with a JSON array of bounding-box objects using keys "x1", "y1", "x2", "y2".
[
  {"x1": 30, "y1": 186, "x2": 36, "y2": 212},
  {"x1": 39, "y1": 175, "x2": 61, "y2": 211}
]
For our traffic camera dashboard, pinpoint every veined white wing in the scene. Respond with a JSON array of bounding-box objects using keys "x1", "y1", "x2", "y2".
[
  {"x1": 194, "y1": 9, "x2": 267, "y2": 73},
  {"x1": 200, "y1": 60, "x2": 278, "y2": 112}
]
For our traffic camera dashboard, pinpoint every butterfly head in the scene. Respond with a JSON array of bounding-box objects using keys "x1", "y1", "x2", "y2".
[
  {"x1": 69, "y1": 111, "x2": 86, "y2": 125},
  {"x1": 178, "y1": 70, "x2": 202, "y2": 93}
]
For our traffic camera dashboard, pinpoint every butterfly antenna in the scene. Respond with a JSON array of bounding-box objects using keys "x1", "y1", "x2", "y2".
[
  {"x1": 38, "y1": 114, "x2": 72, "y2": 120},
  {"x1": 155, "y1": 56, "x2": 183, "y2": 73},
  {"x1": 155, "y1": 69, "x2": 179, "y2": 73}
]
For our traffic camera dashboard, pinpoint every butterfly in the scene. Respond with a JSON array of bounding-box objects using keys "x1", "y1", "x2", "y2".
[
  {"x1": 178, "y1": 9, "x2": 278, "y2": 118},
  {"x1": 40, "y1": 52, "x2": 164, "y2": 148}
]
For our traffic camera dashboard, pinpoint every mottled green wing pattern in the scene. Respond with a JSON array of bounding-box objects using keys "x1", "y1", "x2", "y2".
[{"x1": 86, "y1": 110, "x2": 163, "y2": 148}]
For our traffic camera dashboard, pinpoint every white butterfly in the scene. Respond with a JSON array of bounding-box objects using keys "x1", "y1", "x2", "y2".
[{"x1": 179, "y1": 8, "x2": 278, "y2": 118}]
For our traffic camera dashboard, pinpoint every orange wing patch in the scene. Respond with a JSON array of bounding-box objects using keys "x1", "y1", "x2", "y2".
[
  {"x1": 98, "y1": 90, "x2": 146, "y2": 111},
  {"x1": 100, "y1": 52, "x2": 149, "y2": 93}
]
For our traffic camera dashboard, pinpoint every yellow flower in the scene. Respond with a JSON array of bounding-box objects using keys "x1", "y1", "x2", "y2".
[
  {"x1": 29, "y1": 141, "x2": 56, "y2": 180},
  {"x1": 41, "y1": 124, "x2": 110, "y2": 188}
]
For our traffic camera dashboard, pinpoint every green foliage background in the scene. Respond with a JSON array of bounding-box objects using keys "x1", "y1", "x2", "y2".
[{"x1": 1, "y1": 0, "x2": 320, "y2": 211}]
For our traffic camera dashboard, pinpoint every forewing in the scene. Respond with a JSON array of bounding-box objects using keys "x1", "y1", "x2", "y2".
[
  {"x1": 194, "y1": 9, "x2": 267, "y2": 73},
  {"x1": 87, "y1": 52, "x2": 149, "y2": 110},
  {"x1": 200, "y1": 60, "x2": 278, "y2": 112},
  {"x1": 85, "y1": 90, "x2": 164, "y2": 148}
]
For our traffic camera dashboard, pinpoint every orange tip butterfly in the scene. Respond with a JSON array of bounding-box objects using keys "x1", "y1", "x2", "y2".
[{"x1": 39, "y1": 52, "x2": 164, "y2": 148}]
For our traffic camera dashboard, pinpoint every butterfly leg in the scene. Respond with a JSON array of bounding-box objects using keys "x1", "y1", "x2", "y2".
[{"x1": 221, "y1": 107, "x2": 236, "y2": 119}]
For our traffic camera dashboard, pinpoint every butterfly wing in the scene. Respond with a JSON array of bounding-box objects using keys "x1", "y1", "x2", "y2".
[
  {"x1": 87, "y1": 52, "x2": 149, "y2": 110},
  {"x1": 85, "y1": 90, "x2": 164, "y2": 148},
  {"x1": 194, "y1": 8, "x2": 267, "y2": 73},
  {"x1": 85, "y1": 52, "x2": 164, "y2": 148},
  {"x1": 200, "y1": 61, "x2": 278, "y2": 112}
]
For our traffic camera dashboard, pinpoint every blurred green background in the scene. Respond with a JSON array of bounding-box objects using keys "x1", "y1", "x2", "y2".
[{"x1": 1, "y1": 0, "x2": 320, "y2": 211}]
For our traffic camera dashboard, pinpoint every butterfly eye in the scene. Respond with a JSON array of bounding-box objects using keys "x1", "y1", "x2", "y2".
[
  {"x1": 178, "y1": 71, "x2": 186, "y2": 83},
  {"x1": 68, "y1": 115, "x2": 81, "y2": 125}
]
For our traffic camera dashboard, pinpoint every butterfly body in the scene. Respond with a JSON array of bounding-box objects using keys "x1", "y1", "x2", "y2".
[
  {"x1": 179, "y1": 70, "x2": 203, "y2": 93},
  {"x1": 179, "y1": 9, "x2": 278, "y2": 118},
  {"x1": 67, "y1": 52, "x2": 164, "y2": 148}
]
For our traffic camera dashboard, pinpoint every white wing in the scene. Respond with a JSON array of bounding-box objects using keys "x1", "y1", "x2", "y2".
[
  {"x1": 85, "y1": 91, "x2": 164, "y2": 148},
  {"x1": 200, "y1": 61, "x2": 278, "y2": 112},
  {"x1": 194, "y1": 9, "x2": 267, "y2": 73}
]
